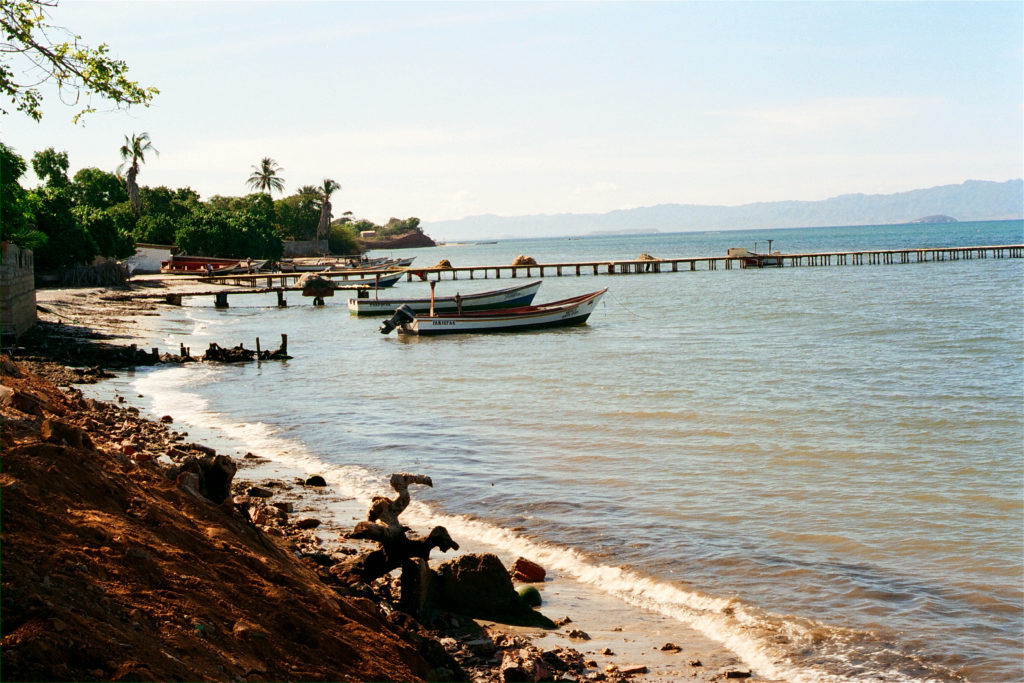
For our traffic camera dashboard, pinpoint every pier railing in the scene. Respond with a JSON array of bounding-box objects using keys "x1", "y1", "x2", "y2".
[{"x1": 401, "y1": 244, "x2": 1024, "y2": 281}]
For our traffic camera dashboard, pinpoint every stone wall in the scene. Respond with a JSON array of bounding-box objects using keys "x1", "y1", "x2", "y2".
[
  {"x1": 283, "y1": 239, "x2": 328, "y2": 257},
  {"x1": 1, "y1": 242, "x2": 37, "y2": 340}
]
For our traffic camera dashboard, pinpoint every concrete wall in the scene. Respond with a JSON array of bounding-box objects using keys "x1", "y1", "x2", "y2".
[{"x1": 1, "y1": 242, "x2": 36, "y2": 340}]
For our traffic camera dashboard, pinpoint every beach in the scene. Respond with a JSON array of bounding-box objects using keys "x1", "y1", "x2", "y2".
[
  {"x1": 3, "y1": 275, "x2": 752, "y2": 682},
  {"x1": 8, "y1": 219, "x2": 1022, "y2": 682}
]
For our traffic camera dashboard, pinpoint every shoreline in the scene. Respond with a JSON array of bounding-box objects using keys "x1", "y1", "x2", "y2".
[{"x1": 10, "y1": 276, "x2": 755, "y2": 681}]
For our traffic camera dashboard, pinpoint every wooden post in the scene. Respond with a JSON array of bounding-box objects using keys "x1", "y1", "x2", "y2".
[
  {"x1": 151, "y1": 347, "x2": 159, "y2": 361},
  {"x1": 129, "y1": 343, "x2": 137, "y2": 367},
  {"x1": 429, "y1": 281, "x2": 436, "y2": 316},
  {"x1": 214, "y1": 292, "x2": 229, "y2": 308},
  {"x1": 280, "y1": 334, "x2": 288, "y2": 356},
  {"x1": 180, "y1": 343, "x2": 186, "y2": 357},
  {"x1": 277, "y1": 289, "x2": 287, "y2": 307}
]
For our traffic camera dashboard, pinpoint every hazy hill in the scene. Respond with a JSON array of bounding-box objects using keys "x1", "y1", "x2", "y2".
[{"x1": 425, "y1": 179, "x2": 1023, "y2": 240}]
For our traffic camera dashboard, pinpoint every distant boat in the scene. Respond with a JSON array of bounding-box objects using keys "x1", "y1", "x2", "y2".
[
  {"x1": 727, "y1": 240, "x2": 783, "y2": 268},
  {"x1": 279, "y1": 256, "x2": 414, "y2": 272},
  {"x1": 379, "y1": 288, "x2": 607, "y2": 335},
  {"x1": 348, "y1": 281, "x2": 541, "y2": 316}
]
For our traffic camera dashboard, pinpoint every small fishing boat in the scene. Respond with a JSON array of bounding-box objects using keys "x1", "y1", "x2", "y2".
[
  {"x1": 379, "y1": 288, "x2": 607, "y2": 335},
  {"x1": 160, "y1": 255, "x2": 261, "y2": 275},
  {"x1": 348, "y1": 281, "x2": 542, "y2": 316},
  {"x1": 334, "y1": 271, "x2": 405, "y2": 288}
]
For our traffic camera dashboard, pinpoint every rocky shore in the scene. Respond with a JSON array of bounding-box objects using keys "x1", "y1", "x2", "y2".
[{"x1": 2, "y1": 278, "x2": 754, "y2": 682}]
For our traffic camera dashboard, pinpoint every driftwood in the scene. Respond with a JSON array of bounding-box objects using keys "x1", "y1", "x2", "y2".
[
  {"x1": 332, "y1": 473, "x2": 459, "y2": 586},
  {"x1": 203, "y1": 341, "x2": 290, "y2": 363}
]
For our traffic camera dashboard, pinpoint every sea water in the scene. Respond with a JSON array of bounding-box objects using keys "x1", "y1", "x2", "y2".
[{"x1": 107, "y1": 220, "x2": 1023, "y2": 681}]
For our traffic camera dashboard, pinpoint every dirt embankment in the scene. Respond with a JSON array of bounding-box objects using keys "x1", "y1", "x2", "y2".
[{"x1": 0, "y1": 358, "x2": 447, "y2": 682}]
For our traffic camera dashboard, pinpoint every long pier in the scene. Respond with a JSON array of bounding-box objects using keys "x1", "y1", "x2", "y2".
[{"x1": 403, "y1": 244, "x2": 1024, "y2": 281}]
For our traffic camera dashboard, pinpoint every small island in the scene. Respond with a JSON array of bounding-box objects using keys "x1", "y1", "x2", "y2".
[{"x1": 910, "y1": 214, "x2": 958, "y2": 224}]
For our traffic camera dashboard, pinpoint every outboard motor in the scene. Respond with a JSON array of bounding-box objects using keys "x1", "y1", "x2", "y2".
[{"x1": 379, "y1": 305, "x2": 415, "y2": 334}]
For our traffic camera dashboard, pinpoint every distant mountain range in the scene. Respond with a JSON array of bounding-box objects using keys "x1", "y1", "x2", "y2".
[{"x1": 425, "y1": 179, "x2": 1023, "y2": 240}]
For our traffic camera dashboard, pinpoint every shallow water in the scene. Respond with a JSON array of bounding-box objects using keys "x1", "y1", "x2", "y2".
[{"x1": 117, "y1": 221, "x2": 1023, "y2": 681}]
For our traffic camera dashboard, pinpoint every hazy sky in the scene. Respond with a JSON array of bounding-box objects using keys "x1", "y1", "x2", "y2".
[{"x1": 3, "y1": 1, "x2": 1022, "y2": 225}]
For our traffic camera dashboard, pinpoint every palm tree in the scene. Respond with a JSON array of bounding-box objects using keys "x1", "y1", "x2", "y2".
[
  {"x1": 317, "y1": 178, "x2": 341, "y2": 246},
  {"x1": 117, "y1": 132, "x2": 157, "y2": 216},
  {"x1": 246, "y1": 157, "x2": 285, "y2": 197}
]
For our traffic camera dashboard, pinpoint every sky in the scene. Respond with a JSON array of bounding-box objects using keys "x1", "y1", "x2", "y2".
[{"x1": 3, "y1": 1, "x2": 1022, "y2": 228}]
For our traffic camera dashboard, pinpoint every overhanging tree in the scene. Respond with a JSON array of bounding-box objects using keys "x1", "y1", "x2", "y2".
[{"x1": 0, "y1": 0, "x2": 158, "y2": 123}]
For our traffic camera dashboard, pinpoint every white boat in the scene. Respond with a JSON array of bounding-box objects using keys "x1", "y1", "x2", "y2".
[
  {"x1": 348, "y1": 281, "x2": 541, "y2": 316},
  {"x1": 332, "y1": 271, "x2": 404, "y2": 288},
  {"x1": 379, "y1": 288, "x2": 607, "y2": 335}
]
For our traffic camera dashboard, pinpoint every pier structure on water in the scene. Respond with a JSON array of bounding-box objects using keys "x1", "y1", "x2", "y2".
[{"x1": 400, "y1": 244, "x2": 1024, "y2": 281}]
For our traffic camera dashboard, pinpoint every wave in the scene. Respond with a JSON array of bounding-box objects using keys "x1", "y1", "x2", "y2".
[{"x1": 124, "y1": 365, "x2": 963, "y2": 682}]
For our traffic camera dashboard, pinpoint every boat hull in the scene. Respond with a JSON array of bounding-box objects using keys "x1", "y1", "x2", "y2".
[
  {"x1": 397, "y1": 289, "x2": 606, "y2": 335},
  {"x1": 348, "y1": 281, "x2": 541, "y2": 316}
]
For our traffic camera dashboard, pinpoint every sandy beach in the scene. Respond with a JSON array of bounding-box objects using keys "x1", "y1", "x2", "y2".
[{"x1": 3, "y1": 275, "x2": 756, "y2": 682}]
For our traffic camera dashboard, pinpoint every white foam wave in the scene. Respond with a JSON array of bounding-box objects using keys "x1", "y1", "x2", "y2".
[{"x1": 123, "y1": 366, "x2": 938, "y2": 683}]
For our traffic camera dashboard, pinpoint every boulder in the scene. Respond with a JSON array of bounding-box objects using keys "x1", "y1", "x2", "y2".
[
  {"x1": 177, "y1": 454, "x2": 237, "y2": 504},
  {"x1": 434, "y1": 553, "x2": 555, "y2": 628},
  {"x1": 304, "y1": 475, "x2": 327, "y2": 487}
]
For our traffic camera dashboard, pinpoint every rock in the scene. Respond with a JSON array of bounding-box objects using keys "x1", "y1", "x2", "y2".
[
  {"x1": 304, "y1": 475, "x2": 327, "y2": 487},
  {"x1": 689, "y1": 660, "x2": 702, "y2": 667},
  {"x1": 500, "y1": 647, "x2": 550, "y2": 683},
  {"x1": 511, "y1": 556, "x2": 547, "y2": 583},
  {"x1": 601, "y1": 648, "x2": 614, "y2": 655},
  {"x1": 434, "y1": 553, "x2": 555, "y2": 628},
  {"x1": 160, "y1": 415, "x2": 173, "y2": 423},
  {"x1": 518, "y1": 585, "x2": 542, "y2": 607},
  {"x1": 724, "y1": 671, "x2": 752, "y2": 679},
  {"x1": 177, "y1": 454, "x2": 237, "y2": 504},
  {"x1": 294, "y1": 517, "x2": 321, "y2": 530},
  {"x1": 272, "y1": 501, "x2": 294, "y2": 513},
  {"x1": 620, "y1": 664, "x2": 648, "y2": 675},
  {"x1": 554, "y1": 616, "x2": 573, "y2": 626},
  {"x1": 567, "y1": 629, "x2": 590, "y2": 640},
  {"x1": 41, "y1": 418, "x2": 93, "y2": 450},
  {"x1": 0, "y1": 385, "x2": 14, "y2": 406},
  {"x1": 465, "y1": 637, "x2": 496, "y2": 656},
  {"x1": 660, "y1": 642, "x2": 680, "y2": 652},
  {"x1": 246, "y1": 486, "x2": 273, "y2": 498}
]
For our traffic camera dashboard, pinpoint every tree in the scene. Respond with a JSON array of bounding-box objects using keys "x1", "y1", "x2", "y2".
[
  {"x1": 0, "y1": 141, "x2": 47, "y2": 251},
  {"x1": 316, "y1": 178, "x2": 340, "y2": 245},
  {"x1": 30, "y1": 146, "x2": 68, "y2": 187},
  {"x1": 71, "y1": 166, "x2": 127, "y2": 209},
  {"x1": 0, "y1": 0, "x2": 158, "y2": 123},
  {"x1": 246, "y1": 157, "x2": 284, "y2": 197},
  {"x1": 117, "y1": 132, "x2": 157, "y2": 216}
]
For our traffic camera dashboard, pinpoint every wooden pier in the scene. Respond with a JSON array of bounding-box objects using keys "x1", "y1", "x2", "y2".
[{"x1": 402, "y1": 244, "x2": 1024, "y2": 281}]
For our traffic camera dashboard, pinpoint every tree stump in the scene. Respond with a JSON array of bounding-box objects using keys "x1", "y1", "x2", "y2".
[{"x1": 331, "y1": 473, "x2": 459, "y2": 587}]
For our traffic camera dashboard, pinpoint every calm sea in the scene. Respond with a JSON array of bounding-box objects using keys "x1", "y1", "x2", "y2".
[{"x1": 109, "y1": 220, "x2": 1024, "y2": 681}]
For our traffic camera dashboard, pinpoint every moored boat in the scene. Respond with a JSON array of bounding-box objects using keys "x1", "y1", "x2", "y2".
[
  {"x1": 334, "y1": 271, "x2": 405, "y2": 288},
  {"x1": 379, "y1": 288, "x2": 607, "y2": 335},
  {"x1": 160, "y1": 255, "x2": 258, "y2": 275},
  {"x1": 348, "y1": 281, "x2": 542, "y2": 316}
]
